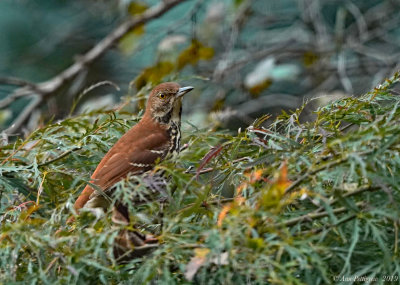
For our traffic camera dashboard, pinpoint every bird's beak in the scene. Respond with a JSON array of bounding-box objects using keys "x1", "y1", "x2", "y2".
[{"x1": 177, "y1": 86, "x2": 194, "y2": 98}]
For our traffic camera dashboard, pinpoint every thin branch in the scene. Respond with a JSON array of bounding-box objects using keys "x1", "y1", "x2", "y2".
[
  {"x1": 346, "y1": 1, "x2": 368, "y2": 42},
  {"x1": 69, "y1": 80, "x2": 120, "y2": 115},
  {"x1": 38, "y1": 146, "x2": 82, "y2": 168},
  {"x1": 185, "y1": 157, "x2": 252, "y2": 175},
  {"x1": 0, "y1": 88, "x2": 39, "y2": 109},
  {"x1": 0, "y1": 77, "x2": 38, "y2": 89},
  {"x1": 279, "y1": 201, "x2": 365, "y2": 228},
  {"x1": 294, "y1": 214, "x2": 357, "y2": 236},
  {"x1": 4, "y1": 95, "x2": 42, "y2": 135},
  {"x1": 235, "y1": 94, "x2": 302, "y2": 115},
  {"x1": 339, "y1": 122, "x2": 355, "y2": 132},
  {"x1": 178, "y1": 198, "x2": 235, "y2": 214}
]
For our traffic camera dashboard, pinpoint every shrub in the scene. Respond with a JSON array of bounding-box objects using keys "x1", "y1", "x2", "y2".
[{"x1": 1, "y1": 73, "x2": 400, "y2": 284}]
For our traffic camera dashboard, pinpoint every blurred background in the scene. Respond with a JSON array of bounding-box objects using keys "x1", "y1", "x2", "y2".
[{"x1": 1, "y1": 0, "x2": 400, "y2": 137}]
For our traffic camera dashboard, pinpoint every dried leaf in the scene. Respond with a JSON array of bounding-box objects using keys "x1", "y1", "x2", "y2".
[
  {"x1": 217, "y1": 197, "x2": 245, "y2": 227},
  {"x1": 177, "y1": 40, "x2": 214, "y2": 70},
  {"x1": 184, "y1": 248, "x2": 210, "y2": 281},
  {"x1": 127, "y1": 1, "x2": 148, "y2": 15},
  {"x1": 217, "y1": 203, "x2": 233, "y2": 227},
  {"x1": 196, "y1": 144, "x2": 224, "y2": 178},
  {"x1": 277, "y1": 161, "x2": 290, "y2": 189},
  {"x1": 247, "y1": 79, "x2": 273, "y2": 96},
  {"x1": 303, "y1": 51, "x2": 319, "y2": 66},
  {"x1": 195, "y1": 248, "x2": 210, "y2": 258},
  {"x1": 237, "y1": 169, "x2": 265, "y2": 195}
]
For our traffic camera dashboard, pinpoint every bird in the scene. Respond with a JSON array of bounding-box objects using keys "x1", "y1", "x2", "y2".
[{"x1": 71, "y1": 82, "x2": 194, "y2": 259}]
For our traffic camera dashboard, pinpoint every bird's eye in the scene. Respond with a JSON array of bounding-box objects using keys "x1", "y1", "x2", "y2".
[{"x1": 158, "y1": 93, "x2": 166, "y2": 99}]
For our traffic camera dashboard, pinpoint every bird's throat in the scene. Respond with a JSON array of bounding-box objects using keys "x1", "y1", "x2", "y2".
[
  {"x1": 164, "y1": 101, "x2": 182, "y2": 155},
  {"x1": 154, "y1": 99, "x2": 182, "y2": 127}
]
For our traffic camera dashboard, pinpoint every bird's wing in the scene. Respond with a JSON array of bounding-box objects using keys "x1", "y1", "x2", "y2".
[
  {"x1": 74, "y1": 132, "x2": 170, "y2": 210},
  {"x1": 94, "y1": 133, "x2": 170, "y2": 190}
]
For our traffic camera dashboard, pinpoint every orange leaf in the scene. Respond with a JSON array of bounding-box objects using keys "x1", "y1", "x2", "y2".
[
  {"x1": 236, "y1": 182, "x2": 247, "y2": 196},
  {"x1": 250, "y1": 169, "x2": 264, "y2": 183},
  {"x1": 238, "y1": 169, "x2": 265, "y2": 195},
  {"x1": 277, "y1": 161, "x2": 290, "y2": 188},
  {"x1": 217, "y1": 203, "x2": 232, "y2": 227},
  {"x1": 217, "y1": 197, "x2": 245, "y2": 227}
]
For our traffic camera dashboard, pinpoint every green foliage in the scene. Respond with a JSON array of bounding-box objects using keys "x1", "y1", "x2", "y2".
[{"x1": 1, "y1": 73, "x2": 400, "y2": 284}]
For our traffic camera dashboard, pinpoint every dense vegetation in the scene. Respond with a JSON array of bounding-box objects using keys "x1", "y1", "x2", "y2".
[{"x1": 1, "y1": 72, "x2": 399, "y2": 284}]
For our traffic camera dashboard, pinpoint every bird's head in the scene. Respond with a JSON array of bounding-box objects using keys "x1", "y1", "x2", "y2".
[{"x1": 145, "y1": 82, "x2": 193, "y2": 123}]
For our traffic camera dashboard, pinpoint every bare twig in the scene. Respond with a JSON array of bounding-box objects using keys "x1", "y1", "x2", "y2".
[
  {"x1": 346, "y1": 1, "x2": 368, "y2": 42},
  {"x1": 279, "y1": 201, "x2": 365, "y2": 227},
  {"x1": 4, "y1": 95, "x2": 43, "y2": 135},
  {"x1": 69, "y1": 80, "x2": 120, "y2": 115},
  {"x1": 0, "y1": 77, "x2": 38, "y2": 89},
  {"x1": 0, "y1": 88, "x2": 40, "y2": 109},
  {"x1": 38, "y1": 146, "x2": 82, "y2": 168},
  {"x1": 338, "y1": 52, "x2": 353, "y2": 94},
  {"x1": 178, "y1": 197, "x2": 235, "y2": 214},
  {"x1": 295, "y1": 214, "x2": 357, "y2": 236},
  {"x1": 235, "y1": 93, "x2": 302, "y2": 115},
  {"x1": 186, "y1": 157, "x2": 252, "y2": 175}
]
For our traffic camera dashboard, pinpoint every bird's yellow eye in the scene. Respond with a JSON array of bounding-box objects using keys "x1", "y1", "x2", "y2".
[{"x1": 158, "y1": 93, "x2": 166, "y2": 99}]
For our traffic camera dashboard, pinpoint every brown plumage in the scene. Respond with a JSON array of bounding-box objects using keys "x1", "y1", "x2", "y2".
[{"x1": 72, "y1": 82, "x2": 193, "y2": 259}]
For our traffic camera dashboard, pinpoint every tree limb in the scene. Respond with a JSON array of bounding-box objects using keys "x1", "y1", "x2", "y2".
[
  {"x1": 1, "y1": 0, "x2": 186, "y2": 135},
  {"x1": 33, "y1": 0, "x2": 185, "y2": 96}
]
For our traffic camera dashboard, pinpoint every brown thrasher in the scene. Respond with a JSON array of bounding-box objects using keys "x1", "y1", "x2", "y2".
[{"x1": 72, "y1": 82, "x2": 193, "y2": 258}]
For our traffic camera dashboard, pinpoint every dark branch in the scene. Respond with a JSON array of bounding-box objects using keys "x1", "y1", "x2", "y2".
[
  {"x1": 38, "y1": 146, "x2": 82, "y2": 168},
  {"x1": 0, "y1": 77, "x2": 37, "y2": 88},
  {"x1": 279, "y1": 201, "x2": 365, "y2": 228},
  {"x1": 294, "y1": 214, "x2": 357, "y2": 236}
]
